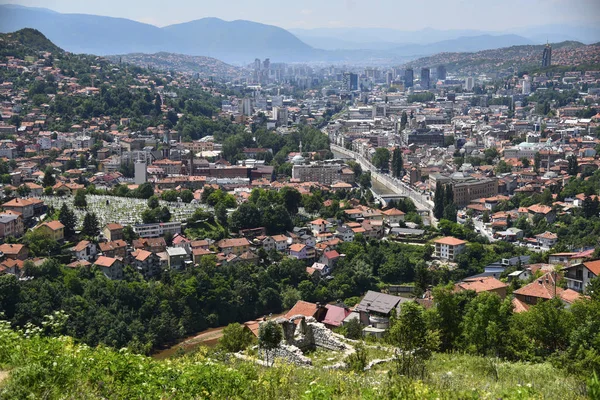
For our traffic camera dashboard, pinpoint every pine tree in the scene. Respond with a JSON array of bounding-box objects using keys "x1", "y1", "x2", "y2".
[
  {"x1": 42, "y1": 169, "x2": 56, "y2": 187},
  {"x1": 444, "y1": 184, "x2": 454, "y2": 208},
  {"x1": 433, "y1": 182, "x2": 445, "y2": 219},
  {"x1": 58, "y1": 203, "x2": 77, "y2": 238},
  {"x1": 81, "y1": 212, "x2": 100, "y2": 238},
  {"x1": 392, "y1": 148, "x2": 403, "y2": 178},
  {"x1": 567, "y1": 155, "x2": 578, "y2": 176}
]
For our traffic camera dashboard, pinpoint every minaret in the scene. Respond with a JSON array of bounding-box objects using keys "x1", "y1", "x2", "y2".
[{"x1": 299, "y1": 140, "x2": 303, "y2": 154}]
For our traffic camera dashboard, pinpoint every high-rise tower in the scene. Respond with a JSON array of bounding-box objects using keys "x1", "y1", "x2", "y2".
[{"x1": 542, "y1": 43, "x2": 552, "y2": 67}]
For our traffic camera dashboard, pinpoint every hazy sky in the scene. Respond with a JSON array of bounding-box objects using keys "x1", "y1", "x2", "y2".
[{"x1": 2, "y1": 0, "x2": 600, "y2": 30}]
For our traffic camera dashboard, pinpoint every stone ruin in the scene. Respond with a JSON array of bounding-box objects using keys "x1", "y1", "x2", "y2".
[{"x1": 258, "y1": 315, "x2": 351, "y2": 366}]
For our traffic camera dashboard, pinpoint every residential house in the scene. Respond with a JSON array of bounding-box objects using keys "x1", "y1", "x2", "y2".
[
  {"x1": 0, "y1": 243, "x2": 28, "y2": 260},
  {"x1": 94, "y1": 256, "x2": 124, "y2": 280},
  {"x1": 172, "y1": 233, "x2": 192, "y2": 252},
  {"x1": 298, "y1": 234, "x2": 316, "y2": 248},
  {"x1": 98, "y1": 240, "x2": 128, "y2": 258},
  {"x1": 563, "y1": 260, "x2": 600, "y2": 293},
  {"x1": 319, "y1": 250, "x2": 340, "y2": 269},
  {"x1": 166, "y1": 246, "x2": 189, "y2": 270},
  {"x1": 35, "y1": 220, "x2": 65, "y2": 241},
  {"x1": 133, "y1": 237, "x2": 167, "y2": 253},
  {"x1": 130, "y1": 249, "x2": 161, "y2": 278},
  {"x1": 190, "y1": 239, "x2": 210, "y2": 250},
  {"x1": 455, "y1": 276, "x2": 508, "y2": 299},
  {"x1": 237, "y1": 250, "x2": 260, "y2": 265},
  {"x1": 289, "y1": 243, "x2": 309, "y2": 260},
  {"x1": 308, "y1": 218, "x2": 329, "y2": 235},
  {"x1": 71, "y1": 240, "x2": 97, "y2": 262},
  {"x1": 549, "y1": 249, "x2": 594, "y2": 267},
  {"x1": 381, "y1": 208, "x2": 405, "y2": 225},
  {"x1": 23, "y1": 182, "x2": 43, "y2": 197},
  {"x1": 322, "y1": 305, "x2": 352, "y2": 329},
  {"x1": 259, "y1": 236, "x2": 276, "y2": 252},
  {"x1": 527, "y1": 204, "x2": 556, "y2": 223},
  {"x1": 354, "y1": 291, "x2": 407, "y2": 330},
  {"x1": 271, "y1": 234, "x2": 289, "y2": 252},
  {"x1": 512, "y1": 272, "x2": 582, "y2": 311},
  {"x1": 2, "y1": 198, "x2": 35, "y2": 219},
  {"x1": 0, "y1": 259, "x2": 23, "y2": 276},
  {"x1": 307, "y1": 262, "x2": 330, "y2": 277},
  {"x1": 285, "y1": 300, "x2": 327, "y2": 322},
  {"x1": 0, "y1": 213, "x2": 24, "y2": 238},
  {"x1": 335, "y1": 226, "x2": 355, "y2": 242},
  {"x1": 434, "y1": 236, "x2": 467, "y2": 261},
  {"x1": 192, "y1": 248, "x2": 215, "y2": 265},
  {"x1": 102, "y1": 223, "x2": 124, "y2": 241},
  {"x1": 217, "y1": 238, "x2": 251, "y2": 256},
  {"x1": 536, "y1": 231, "x2": 558, "y2": 249}
]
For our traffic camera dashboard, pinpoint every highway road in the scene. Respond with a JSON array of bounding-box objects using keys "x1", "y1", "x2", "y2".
[{"x1": 330, "y1": 144, "x2": 434, "y2": 215}]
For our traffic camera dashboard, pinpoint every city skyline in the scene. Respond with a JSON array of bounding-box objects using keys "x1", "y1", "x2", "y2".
[{"x1": 1, "y1": 0, "x2": 599, "y2": 31}]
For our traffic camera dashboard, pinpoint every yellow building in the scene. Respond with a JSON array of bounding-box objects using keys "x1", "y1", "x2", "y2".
[{"x1": 36, "y1": 220, "x2": 65, "y2": 241}]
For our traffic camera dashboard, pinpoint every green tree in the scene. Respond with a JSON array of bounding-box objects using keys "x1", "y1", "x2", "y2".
[
  {"x1": 16, "y1": 185, "x2": 30, "y2": 197},
  {"x1": 281, "y1": 287, "x2": 301, "y2": 310},
  {"x1": 42, "y1": 169, "x2": 56, "y2": 187},
  {"x1": 460, "y1": 292, "x2": 513, "y2": 356},
  {"x1": 279, "y1": 186, "x2": 302, "y2": 215},
  {"x1": 135, "y1": 183, "x2": 155, "y2": 199},
  {"x1": 482, "y1": 210, "x2": 490, "y2": 223},
  {"x1": 179, "y1": 190, "x2": 194, "y2": 203},
  {"x1": 214, "y1": 202, "x2": 228, "y2": 227},
  {"x1": 229, "y1": 202, "x2": 261, "y2": 233},
  {"x1": 372, "y1": 147, "x2": 390, "y2": 171},
  {"x1": 433, "y1": 182, "x2": 445, "y2": 219},
  {"x1": 147, "y1": 195, "x2": 160, "y2": 209},
  {"x1": 81, "y1": 212, "x2": 100, "y2": 238},
  {"x1": 430, "y1": 285, "x2": 476, "y2": 351},
  {"x1": 58, "y1": 203, "x2": 77, "y2": 238},
  {"x1": 391, "y1": 147, "x2": 403, "y2": 178},
  {"x1": 122, "y1": 225, "x2": 138, "y2": 243},
  {"x1": 23, "y1": 229, "x2": 61, "y2": 257},
  {"x1": 219, "y1": 323, "x2": 254, "y2": 353},
  {"x1": 567, "y1": 155, "x2": 578, "y2": 176},
  {"x1": 495, "y1": 160, "x2": 512, "y2": 174},
  {"x1": 388, "y1": 302, "x2": 439, "y2": 379},
  {"x1": 258, "y1": 320, "x2": 283, "y2": 366},
  {"x1": 73, "y1": 189, "x2": 87, "y2": 209},
  {"x1": 511, "y1": 297, "x2": 573, "y2": 358}
]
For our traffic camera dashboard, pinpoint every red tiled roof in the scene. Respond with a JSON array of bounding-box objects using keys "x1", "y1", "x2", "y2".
[
  {"x1": 583, "y1": 260, "x2": 600, "y2": 276},
  {"x1": 514, "y1": 272, "x2": 562, "y2": 300},
  {"x1": 457, "y1": 277, "x2": 508, "y2": 293},
  {"x1": 434, "y1": 236, "x2": 467, "y2": 246},
  {"x1": 285, "y1": 300, "x2": 317, "y2": 319}
]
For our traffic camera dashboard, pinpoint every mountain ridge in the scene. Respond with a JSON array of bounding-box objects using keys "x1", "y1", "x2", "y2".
[{"x1": 0, "y1": 4, "x2": 578, "y2": 65}]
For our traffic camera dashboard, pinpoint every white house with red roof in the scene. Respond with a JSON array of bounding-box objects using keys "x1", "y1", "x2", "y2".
[
  {"x1": 433, "y1": 236, "x2": 467, "y2": 261},
  {"x1": 308, "y1": 218, "x2": 329, "y2": 236},
  {"x1": 535, "y1": 231, "x2": 558, "y2": 249}
]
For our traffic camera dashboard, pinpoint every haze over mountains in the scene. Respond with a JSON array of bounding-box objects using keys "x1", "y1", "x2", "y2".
[{"x1": 0, "y1": 4, "x2": 598, "y2": 65}]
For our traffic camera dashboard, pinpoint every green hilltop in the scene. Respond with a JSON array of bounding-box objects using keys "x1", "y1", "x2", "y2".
[{"x1": 0, "y1": 28, "x2": 62, "y2": 58}]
